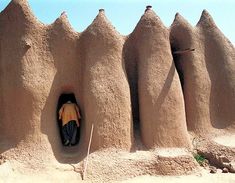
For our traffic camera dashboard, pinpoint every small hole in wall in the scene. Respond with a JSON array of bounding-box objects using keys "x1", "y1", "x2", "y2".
[{"x1": 57, "y1": 93, "x2": 81, "y2": 146}]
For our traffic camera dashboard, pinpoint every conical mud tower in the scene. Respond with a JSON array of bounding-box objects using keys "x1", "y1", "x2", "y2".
[
  {"x1": 197, "y1": 10, "x2": 235, "y2": 130},
  {"x1": 79, "y1": 9, "x2": 133, "y2": 151},
  {"x1": 125, "y1": 8, "x2": 190, "y2": 148},
  {"x1": 170, "y1": 13, "x2": 212, "y2": 134},
  {"x1": 170, "y1": 10, "x2": 235, "y2": 135}
]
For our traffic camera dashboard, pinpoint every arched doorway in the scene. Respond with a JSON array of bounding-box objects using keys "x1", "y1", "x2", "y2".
[{"x1": 57, "y1": 93, "x2": 80, "y2": 146}]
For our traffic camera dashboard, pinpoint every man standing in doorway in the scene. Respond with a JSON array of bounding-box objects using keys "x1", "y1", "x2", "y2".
[{"x1": 59, "y1": 100, "x2": 81, "y2": 146}]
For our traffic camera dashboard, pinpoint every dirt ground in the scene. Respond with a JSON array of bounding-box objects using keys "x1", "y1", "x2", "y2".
[
  {"x1": 121, "y1": 173, "x2": 235, "y2": 183},
  {"x1": 0, "y1": 146, "x2": 234, "y2": 183},
  {"x1": 1, "y1": 134, "x2": 235, "y2": 183},
  {"x1": 1, "y1": 162, "x2": 235, "y2": 183},
  {"x1": 213, "y1": 135, "x2": 235, "y2": 147}
]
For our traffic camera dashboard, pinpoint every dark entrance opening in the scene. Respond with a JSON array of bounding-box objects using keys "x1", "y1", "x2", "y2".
[
  {"x1": 57, "y1": 93, "x2": 80, "y2": 146},
  {"x1": 132, "y1": 86, "x2": 143, "y2": 150},
  {"x1": 171, "y1": 46, "x2": 184, "y2": 90}
]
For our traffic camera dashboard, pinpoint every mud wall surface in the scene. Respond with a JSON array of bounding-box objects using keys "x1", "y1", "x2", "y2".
[
  {"x1": 0, "y1": 0, "x2": 235, "y2": 163},
  {"x1": 170, "y1": 11, "x2": 235, "y2": 135}
]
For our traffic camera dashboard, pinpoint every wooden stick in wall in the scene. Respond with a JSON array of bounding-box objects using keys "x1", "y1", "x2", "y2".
[{"x1": 173, "y1": 48, "x2": 195, "y2": 55}]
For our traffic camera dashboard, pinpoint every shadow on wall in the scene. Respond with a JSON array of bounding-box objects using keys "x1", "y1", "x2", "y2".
[
  {"x1": 153, "y1": 61, "x2": 175, "y2": 111},
  {"x1": 171, "y1": 47, "x2": 184, "y2": 90},
  {"x1": 123, "y1": 36, "x2": 143, "y2": 151}
]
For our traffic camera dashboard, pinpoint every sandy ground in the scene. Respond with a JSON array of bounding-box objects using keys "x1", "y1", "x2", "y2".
[
  {"x1": 121, "y1": 173, "x2": 235, "y2": 183},
  {"x1": 0, "y1": 155, "x2": 235, "y2": 183},
  {"x1": 1, "y1": 162, "x2": 235, "y2": 183},
  {"x1": 1, "y1": 136, "x2": 234, "y2": 182},
  {"x1": 214, "y1": 135, "x2": 235, "y2": 147}
]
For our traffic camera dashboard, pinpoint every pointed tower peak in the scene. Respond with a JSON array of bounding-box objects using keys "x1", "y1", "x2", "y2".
[
  {"x1": 94, "y1": 8, "x2": 108, "y2": 22},
  {"x1": 201, "y1": 9, "x2": 211, "y2": 18},
  {"x1": 174, "y1": 12, "x2": 183, "y2": 21},
  {"x1": 5, "y1": 0, "x2": 31, "y2": 14},
  {"x1": 131, "y1": 6, "x2": 166, "y2": 37},
  {"x1": 53, "y1": 11, "x2": 69, "y2": 25},
  {"x1": 145, "y1": 5, "x2": 152, "y2": 13},
  {"x1": 60, "y1": 11, "x2": 68, "y2": 19},
  {"x1": 7, "y1": 0, "x2": 33, "y2": 14},
  {"x1": 54, "y1": 12, "x2": 69, "y2": 26},
  {"x1": 52, "y1": 11, "x2": 77, "y2": 35},
  {"x1": 99, "y1": 9, "x2": 105, "y2": 14},
  {"x1": 171, "y1": 12, "x2": 191, "y2": 28},
  {"x1": 144, "y1": 9, "x2": 156, "y2": 17},
  {"x1": 11, "y1": 0, "x2": 28, "y2": 6},
  {"x1": 83, "y1": 8, "x2": 121, "y2": 39},
  {"x1": 143, "y1": 5, "x2": 156, "y2": 17},
  {"x1": 94, "y1": 8, "x2": 108, "y2": 23},
  {"x1": 137, "y1": 6, "x2": 165, "y2": 29},
  {"x1": 2, "y1": 0, "x2": 43, "y2": 26},
  {"x1": 197, "y1": 9, "x2": 216, "y2": 27}
]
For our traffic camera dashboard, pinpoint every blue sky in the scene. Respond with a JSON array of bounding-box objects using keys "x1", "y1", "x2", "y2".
[{"x1": 0, "y1": 0, "x2": 235, "y2": 44}]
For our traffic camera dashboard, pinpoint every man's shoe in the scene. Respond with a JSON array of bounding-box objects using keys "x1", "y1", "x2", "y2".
[{"x1": 63, "y1": 140, "x2": 70, "y2": 146}]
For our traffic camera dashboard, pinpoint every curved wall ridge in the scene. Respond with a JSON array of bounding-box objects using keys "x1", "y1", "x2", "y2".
[{"x1": 1, "y1": 0, "x2": 44, "y2": 27}]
